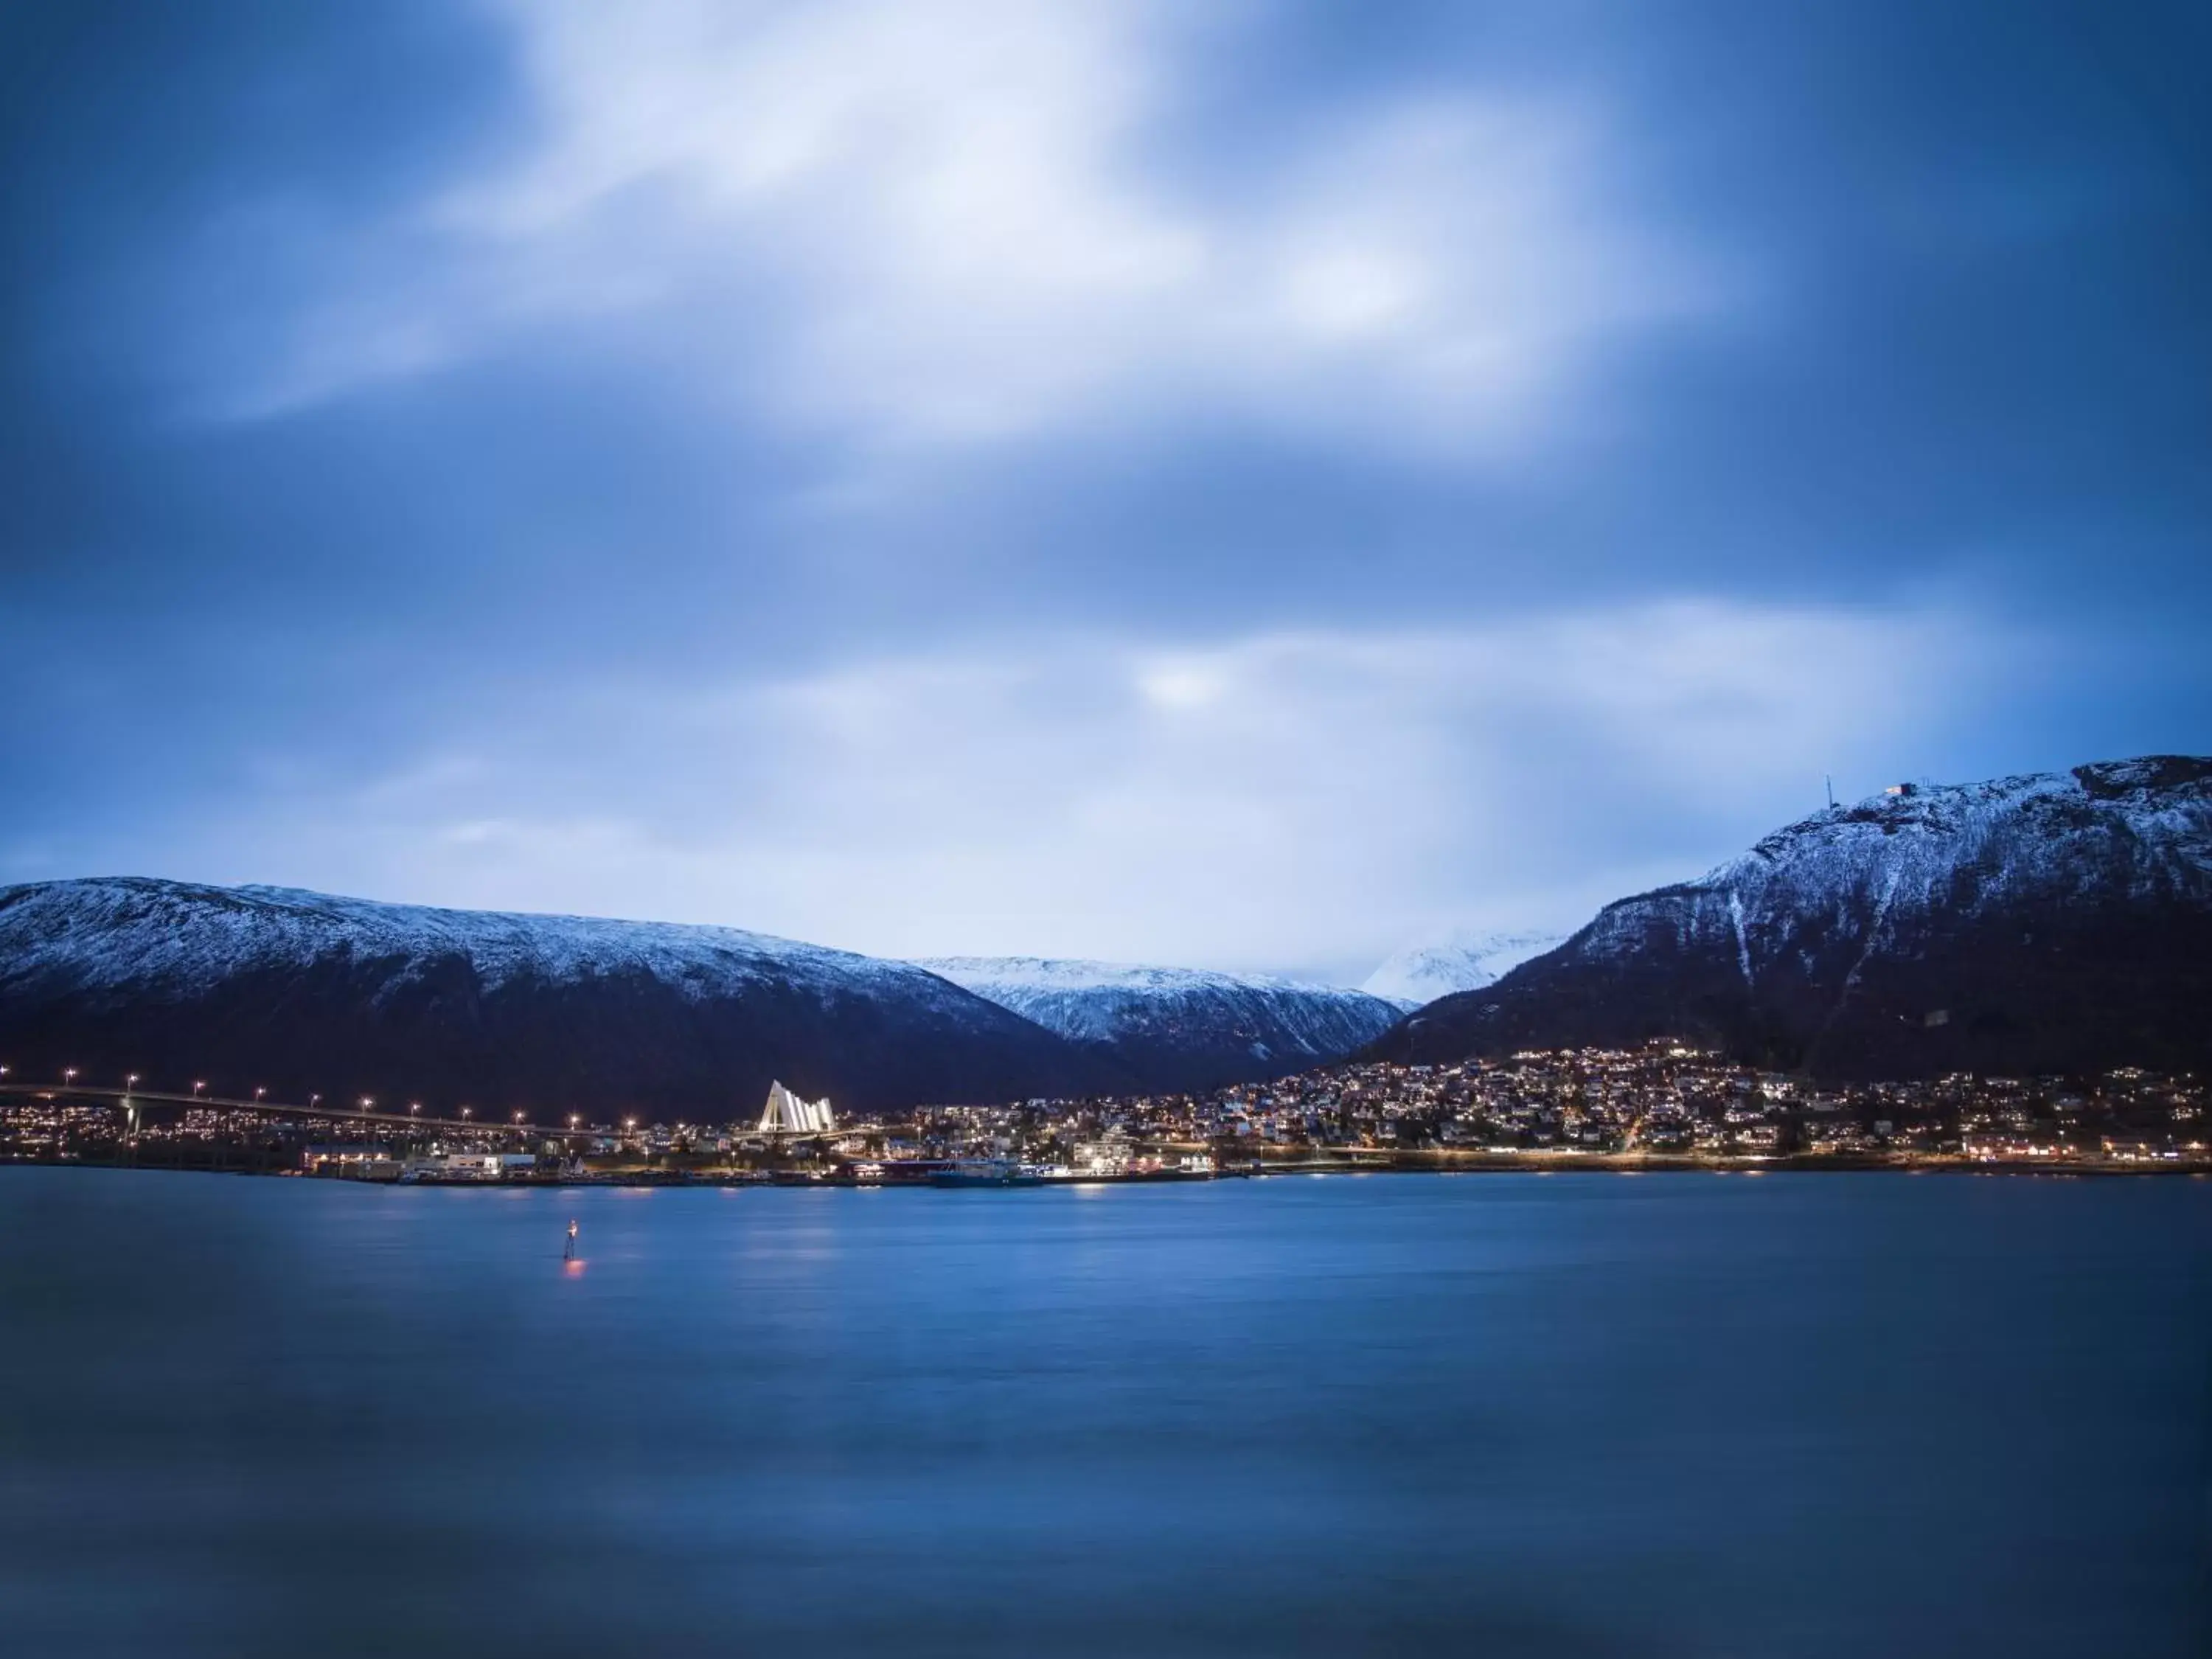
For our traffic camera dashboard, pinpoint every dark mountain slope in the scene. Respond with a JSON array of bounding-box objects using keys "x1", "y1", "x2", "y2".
[{"x1": 0, "y1": 879, "x2": 1133, "y2": 1119}]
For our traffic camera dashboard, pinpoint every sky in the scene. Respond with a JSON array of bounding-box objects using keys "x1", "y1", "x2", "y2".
[{"x1": 3, "y1": 0, "x2": 2208, "y2": 984}]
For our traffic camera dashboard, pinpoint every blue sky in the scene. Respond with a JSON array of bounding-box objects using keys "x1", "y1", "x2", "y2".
[{"x1": 3, "y1": 1, "x2": 2208, "y2": 982}]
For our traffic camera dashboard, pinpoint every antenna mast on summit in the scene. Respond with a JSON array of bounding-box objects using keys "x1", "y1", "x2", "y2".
[{"x1": 1825, "y1": 774, "x2": 1835, "y2": 810}]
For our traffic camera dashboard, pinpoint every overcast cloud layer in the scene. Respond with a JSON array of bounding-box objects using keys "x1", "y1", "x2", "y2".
[{"x1": 3, "y1": 1, "x2": 2208, "y2": 982}]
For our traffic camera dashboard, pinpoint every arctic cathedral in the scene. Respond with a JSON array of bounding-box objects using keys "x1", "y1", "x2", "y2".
[{"x1": 757, "y1": 1081, "x2": 835, "y2": 1135}]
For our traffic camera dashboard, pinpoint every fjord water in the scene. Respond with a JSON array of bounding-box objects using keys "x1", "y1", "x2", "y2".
[{"x1": 3, "y1": 1171, "x2": 2206, "y2": 1658}]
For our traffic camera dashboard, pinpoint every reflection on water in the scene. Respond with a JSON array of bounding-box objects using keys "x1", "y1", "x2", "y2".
[{"x1": 2, "y1": 1169, "x2": 2207, "y2": 1658}]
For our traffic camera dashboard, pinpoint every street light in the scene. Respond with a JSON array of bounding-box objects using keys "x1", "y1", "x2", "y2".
[
  {"x1": 254, "y1": 1088, "x2": 267, "y2": 1102},
  {"x1": 63, "y1": 1067, "x2": 77, "y2": 1085},
  {"x1": 310, "y1": 1094, "x2": 321, "y2": 1108},
  {"x1": 191, "y1": 1080, "x2": 206, "y2": 1098},
  {"x1": 125, "y1": 1074, "x2": 139, "y2": 1091},
  {"x1": 409, "y1": 1102, "x2": 420, "y2": 1117},
  {"x1": 461, "y1": 1106, "x2": 473, "y2": 1121}
]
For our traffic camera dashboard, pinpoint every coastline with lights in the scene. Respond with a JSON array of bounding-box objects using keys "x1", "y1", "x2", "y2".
[{"x1": 3, "y1": 1041, "x2": 2204, "y2": 1184}]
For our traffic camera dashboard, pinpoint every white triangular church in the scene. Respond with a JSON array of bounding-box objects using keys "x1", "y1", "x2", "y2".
[{"x1": 758, "y1": 1079, "x2": 835, "y2": 1135}]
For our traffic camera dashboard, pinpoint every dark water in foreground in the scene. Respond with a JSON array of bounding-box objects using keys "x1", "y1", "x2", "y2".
[{"x1": 2, "y1": 1170, "x2": 2208, "y2": 1658}]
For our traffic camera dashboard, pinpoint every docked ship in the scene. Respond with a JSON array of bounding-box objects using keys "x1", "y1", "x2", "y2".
[{"x1": 930, "y1": 1157, "x2": 1039, "y2": 1188}]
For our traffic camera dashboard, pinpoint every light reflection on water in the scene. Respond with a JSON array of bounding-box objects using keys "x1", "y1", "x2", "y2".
[{"x1": 1, "y1": 1168, "x2": 2207, "y2": 1658}]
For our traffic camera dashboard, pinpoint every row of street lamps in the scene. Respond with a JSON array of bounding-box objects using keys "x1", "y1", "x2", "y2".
[{"x1": 9, "y1": 1065, "x2": 599, "y2": 1133}]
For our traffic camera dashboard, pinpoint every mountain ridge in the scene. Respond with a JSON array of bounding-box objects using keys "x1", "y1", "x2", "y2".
[
  {"x1": 0, "y1": 877, "x2": 1135, "y2": 1119},
  {"x1": 1368, "y1": 755, "x2": 2212, "y2": 1079}
]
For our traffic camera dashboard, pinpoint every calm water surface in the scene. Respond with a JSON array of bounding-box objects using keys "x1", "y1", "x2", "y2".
[{"x1": 2, "y1": 1168, "x2": 2208, "y2": 1658}]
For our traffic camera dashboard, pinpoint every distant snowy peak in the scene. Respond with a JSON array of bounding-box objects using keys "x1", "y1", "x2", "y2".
[
  {"x1": 917, "y1": 955, "x2": 1342, "y2": 1002},
  {"x1": 1362, "y1": 931, "x2": 1567, "y2": 1007},
  {"x1": 912, "y1": 955, "x2": 1403, "y2": 1091}
]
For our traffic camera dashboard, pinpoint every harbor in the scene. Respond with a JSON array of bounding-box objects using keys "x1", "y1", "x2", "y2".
[{"x1": 7, "y1": 1051, "x2": 2206, "y2": 1186}]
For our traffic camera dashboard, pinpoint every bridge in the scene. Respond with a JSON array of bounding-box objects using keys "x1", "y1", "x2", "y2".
[
  {"x1": 0, "y1": 1081, "x2": 894, "y2": 1142},
  {"x1": 0, "y1": 1081, "x2": 573, "y2": 1138}
]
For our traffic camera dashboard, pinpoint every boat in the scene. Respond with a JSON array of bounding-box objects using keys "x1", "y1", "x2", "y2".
[{"x1": 928, "y1": 1157, "x2": 1039, "y2": 1188}]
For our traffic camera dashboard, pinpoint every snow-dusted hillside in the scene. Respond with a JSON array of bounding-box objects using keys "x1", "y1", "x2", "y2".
[
  {"x1": 914, "y1": 956, "x2": 1404, "y2": 1091},
  {"x1": 5, "y1": 880, "x2": 965, "y2": 1006},
  {"x1": 0, "y1": 878, "x2": 1127, "y2": 1118},
  {"x1": 1361, "y1": 931, "x2": 1566, "y2": 1008},
  {"x1": 1381, "y1": 757, "x2": 2212, "y2": 1079},
  {"x1": 1571, "y1": 756, "x2": 2211, "y2": 977}
]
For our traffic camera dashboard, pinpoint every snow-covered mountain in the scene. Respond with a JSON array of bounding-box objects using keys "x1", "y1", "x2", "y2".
[
  {"x1": 1375, "y1": 757, "x2": 2212, "y2": 1079},
  {"x1": 1361, "y1": 931, "x2": 1567, "y2": 1008},
  {"x1": 912, "y1": 956, "x2": 1405, "y2": 1091},
  {"x1": 0, "y1": 879, "x2": 1130, "y2": 1119}
]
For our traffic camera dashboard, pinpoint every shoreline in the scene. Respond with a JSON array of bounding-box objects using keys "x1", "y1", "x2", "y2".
[{"x1": 6, "y1": 1152, "x2": 2206, "y2": 1185}]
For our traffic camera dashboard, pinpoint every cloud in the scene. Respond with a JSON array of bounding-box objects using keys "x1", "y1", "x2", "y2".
[
  {"x1": 7, "y1": 0, "x2": 2200, "y2": 981},
  {"x1": 209, "y1": 0, "x2": 1717, "y2": 453},
  {"x1": 131, "y1": 599, "x2": 2027, "y2": 982}
]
